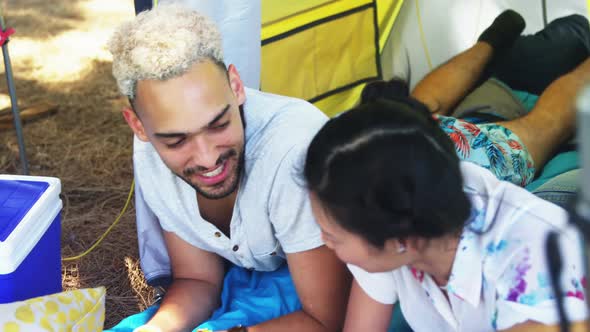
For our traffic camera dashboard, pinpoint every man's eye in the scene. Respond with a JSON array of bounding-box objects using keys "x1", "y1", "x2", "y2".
[
  {"x1": 210, "y1": 121, "x2": 230, "y2": 131},
  {"x1": 166, "y1": 138, "x2": 185, "y2": 148}
]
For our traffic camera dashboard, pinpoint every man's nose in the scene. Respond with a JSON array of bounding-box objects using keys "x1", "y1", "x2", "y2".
[{"x1": 189, "y1": 135, "x2": 219, "y2": 170}]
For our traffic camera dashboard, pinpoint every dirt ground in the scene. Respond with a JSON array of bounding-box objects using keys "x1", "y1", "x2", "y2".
[{"x1": 0, "y1": 0, "x2": 154, "y2": 327}]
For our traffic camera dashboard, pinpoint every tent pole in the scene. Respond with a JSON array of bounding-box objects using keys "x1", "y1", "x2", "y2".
[
  {"x1": 0, "y1": 7, "x2": 28, "y2": 175},
  {"x1": 541, "y1": 0, "x2": 548, "y2": 27}
]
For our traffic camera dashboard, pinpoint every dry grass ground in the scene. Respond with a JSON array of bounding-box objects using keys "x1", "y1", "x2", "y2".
[{"x1": 0, "y1": 0, "x2": 154, "y2": 327}]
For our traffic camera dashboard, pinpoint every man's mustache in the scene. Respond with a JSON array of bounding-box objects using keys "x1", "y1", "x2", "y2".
[{"x1": 183, "y1": 149, "x2": 238, "y2": 177}]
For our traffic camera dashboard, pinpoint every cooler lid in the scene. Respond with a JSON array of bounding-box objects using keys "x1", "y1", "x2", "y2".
[
  {"x1": 0, "y1": 180, "x2": 50, "y2": 241},
  {"x1": 0, "y1": 175, "x2": 62, "y2": 274}
]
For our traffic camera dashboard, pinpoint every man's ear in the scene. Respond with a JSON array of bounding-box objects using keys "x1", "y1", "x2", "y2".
[
  {"x1": 122, "y1": 107, "x2": 149, "y2": 142},
  {"x1": 227, "y1": 64, "x2": 246, "y2": 105}
]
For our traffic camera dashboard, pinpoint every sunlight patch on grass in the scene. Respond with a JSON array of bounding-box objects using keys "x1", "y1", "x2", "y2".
[
  {"x1": 6, "y1": 0, "x2": 133, "y2": 84},
  {"x1": 0, "y1": 93, "x2": 12, "y2": 110}
]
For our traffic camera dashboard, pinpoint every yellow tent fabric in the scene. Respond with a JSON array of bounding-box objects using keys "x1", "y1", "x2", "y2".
[{"x1": 261, "y1": 0, "x2": 404, "y2": 117}]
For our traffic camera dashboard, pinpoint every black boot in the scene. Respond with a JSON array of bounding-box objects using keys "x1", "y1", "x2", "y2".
[{"x1": 478, "y1": 9, "x2": 526, "y2": 53}]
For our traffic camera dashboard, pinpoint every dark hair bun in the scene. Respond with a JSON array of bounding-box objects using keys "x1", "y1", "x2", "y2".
[{"x1": 361, "y1": 78, "x2": 410, "y2": 104}]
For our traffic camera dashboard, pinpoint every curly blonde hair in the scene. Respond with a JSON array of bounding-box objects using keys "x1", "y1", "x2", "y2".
[{"x1": 108, "y1": 3, "x2": 224, "y2": 99}]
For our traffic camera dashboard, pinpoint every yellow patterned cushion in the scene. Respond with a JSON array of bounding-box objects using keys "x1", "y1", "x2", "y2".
[{"x1": 0, "y1": 287, "x2": 106, "y2": 332}]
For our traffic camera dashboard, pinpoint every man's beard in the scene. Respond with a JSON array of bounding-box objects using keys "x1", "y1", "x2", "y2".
[{"x1": 180, "y1": 148, "x2": 245, "y2": 199}]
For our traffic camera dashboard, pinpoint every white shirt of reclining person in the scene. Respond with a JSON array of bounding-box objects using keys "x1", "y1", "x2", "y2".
[
  {"x1": 133, "y1": 87, "x2": 328, "y2": 272},
  {"x1": 349, "y1": 161, "x2": 588, "y2": 332}
]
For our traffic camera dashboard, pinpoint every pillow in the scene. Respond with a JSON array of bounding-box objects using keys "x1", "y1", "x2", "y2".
[{"x1": 0, "y1": 287, "x2": 106, "y2": 332}]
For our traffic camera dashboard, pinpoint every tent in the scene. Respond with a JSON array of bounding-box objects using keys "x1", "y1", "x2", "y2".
[{"x1": 260, "y1": 0, "x2": 403, "y2": 117}]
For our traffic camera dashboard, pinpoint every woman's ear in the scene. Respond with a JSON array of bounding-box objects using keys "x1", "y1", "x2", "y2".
[
  {"x1": 384, "y1": 238, "x2": 407, "y2": 254},
  {"x1": 405, "y1": 236, "x2": 428, "y2": 253}
]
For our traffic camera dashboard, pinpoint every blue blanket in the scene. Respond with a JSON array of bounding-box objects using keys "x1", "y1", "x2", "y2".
[{"x1": 107, "y1": 264, "x2": 302, "y2": 331}]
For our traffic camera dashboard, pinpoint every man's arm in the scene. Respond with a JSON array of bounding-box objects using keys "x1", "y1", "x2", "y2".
[
  {"x1": 247, "y1": 246, "x2": 351, "y2": 332},
  {"x1": 343, "y1": 279, "x2": 394, "y2": 332},
  {"x1": 145, "y1": 231, "x2": 225, "y2": 332}
]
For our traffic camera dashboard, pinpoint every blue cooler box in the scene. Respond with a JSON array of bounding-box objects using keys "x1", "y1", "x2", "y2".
[{"x1": 0, "y1": 175, "x2": 62, "y2": 303}]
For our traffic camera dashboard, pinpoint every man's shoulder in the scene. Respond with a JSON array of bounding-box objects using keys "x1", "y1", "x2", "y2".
[
  {"x1": 244, "y1": 88, "x2": 328, "y2": 129},
  {"x1": 245, "y1": 88, "x2": 321, "y2": 111},
  {"x1": 244, "y1": 89, "x2": 328, "y2": 159}
]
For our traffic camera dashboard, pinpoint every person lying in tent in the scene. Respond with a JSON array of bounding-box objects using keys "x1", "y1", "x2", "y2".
[
  {"x1": 108, "y1": 3, "x2": 349, "y2": 332},
  {"x1": 367, "y1": 10, "x2": 589, "y2": 189},
  {"x1": 303, "y1": 10, "x2": 590, "y2": 332}
]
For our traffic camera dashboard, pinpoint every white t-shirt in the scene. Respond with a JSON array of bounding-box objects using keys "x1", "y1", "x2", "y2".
[
  {"x1": 349, "y1": 161, "x2": 587, "y2": 331},
  {"x1": 134, "y1": 88, "x2": 328, "y2": 279}
]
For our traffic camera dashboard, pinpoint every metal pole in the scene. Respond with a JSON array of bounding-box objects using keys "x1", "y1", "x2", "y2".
[{"x1": 0, "y1": 7, "x2": 28, "y2": 175}]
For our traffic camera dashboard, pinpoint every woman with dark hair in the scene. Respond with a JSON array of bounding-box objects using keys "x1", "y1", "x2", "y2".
[
  {"x1": 302, "y1": 10, "x2": 590, "y2": 330},
  {"x1": 304, "y1": 97, "x2": 587, "y2": 331}
]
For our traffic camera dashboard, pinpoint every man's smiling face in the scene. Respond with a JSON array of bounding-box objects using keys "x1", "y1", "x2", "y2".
[{"x1": 124, "y1": 60, "x2": 246, "y2": 199}]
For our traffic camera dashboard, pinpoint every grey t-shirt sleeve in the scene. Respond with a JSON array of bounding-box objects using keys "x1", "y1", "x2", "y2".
[{"x1": 268, "y1": 143, "x2": 324, "y2": 254}]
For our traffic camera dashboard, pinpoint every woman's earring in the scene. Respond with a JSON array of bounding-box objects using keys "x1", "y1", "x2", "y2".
[{"x1": 397, "y1": 244, "x2": 406, "y2": 254}]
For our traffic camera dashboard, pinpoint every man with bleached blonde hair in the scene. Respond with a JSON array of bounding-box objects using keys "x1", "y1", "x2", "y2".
[{"x1": 108, "y1": 3, "x2": 349, "y2": 332}]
